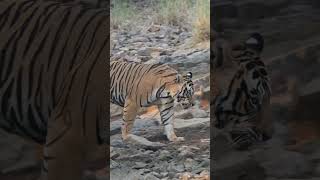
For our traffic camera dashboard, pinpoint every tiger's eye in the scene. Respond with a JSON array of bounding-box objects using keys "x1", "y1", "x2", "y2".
[
  {"x1": 260, "y1": 68, "x2": 267, "y2": 76},
  {"x1": 246, "y1": 62, "x2": 255, "y2": 70}
]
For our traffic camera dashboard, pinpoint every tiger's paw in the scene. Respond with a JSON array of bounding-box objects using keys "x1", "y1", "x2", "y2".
[
  {"x1": 175, "y1": 136, "x2": 185, "y2": 142},
  {"x1": 168, "y1": 135, "x2": 185, "y2": 142}
]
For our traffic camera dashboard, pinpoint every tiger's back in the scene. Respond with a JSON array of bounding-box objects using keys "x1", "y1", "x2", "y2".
[
  {"x1": 0, "y1": 0, "x2": 109, "y2": 144},
  {"x1": 0, "y1": 1, "x2": 109, "y2": 179},
  {"x1": 110, "y1": 60, "x2": 179, "y2": 107}
]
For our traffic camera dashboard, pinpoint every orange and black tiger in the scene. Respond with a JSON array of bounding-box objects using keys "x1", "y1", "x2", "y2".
[
  {"x1": 0, "y1": 0, "x2": 109, "y2": 179},
  {"x1": 213, "y1": 33, "x2": 273, "y2": 149},
  {"x1": 110, "y1": 60, "x2": 194, "y2": 142}
]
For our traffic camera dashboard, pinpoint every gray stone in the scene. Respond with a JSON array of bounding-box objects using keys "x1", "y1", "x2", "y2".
[
  {"x1": 137, "y1": 47, "x2": 151, "y2": 56},
  {"x1": 125, "y1": 134, "x2": 166, "y2": 150},
  {"x1": 158, "y1": 150, "x2": 172, "y2": 161},
  {"x1": 174, "y1": 110, "x2": 193, "y2": 119},
  {"x1": 190, "y1": 108, "x2": 208, "y2": 118},
  {"x1": 177, "y1": 146, "x2": 195, "y2": 158},
  {"x1": 183, "y1": 158, "x2": 199, "y2": 171},
  {"x1": 212, "y1": 151, "x2": 264, "y2": 180},
  {"x1": 254, "y1": 148, "x2": 312, "y2": 178},
  {"x1": 174, "y1": 118, "x2": 210, "y2": 129},
  {"x1": 169, "y1": 164, "x2": 184, "y2": 173},
  {"x1": 133, "y1": 162, "x2": 148, "y2": 169}
]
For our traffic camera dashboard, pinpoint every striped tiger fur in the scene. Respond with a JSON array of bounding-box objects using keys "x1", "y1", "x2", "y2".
[
  {"x1": 0, "y1": 0, "x2": 109, "y2": 179},
  {"x1": 213, "y1": 33, "x2": 273, "y2": 149},
  {"x1": 110, "y1": 60, "x2": 194, "y2": 142}
]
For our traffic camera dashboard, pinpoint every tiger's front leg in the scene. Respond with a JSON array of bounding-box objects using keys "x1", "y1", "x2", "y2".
[
  {"x1": 43, "y1": 111, "x2": 84, "y2": 180},
  {"x1": 121, "y1": 99, "x2": 138, "y2": 141},
  {"x1": 158, "y1": 98, "x2": 184, "y2": 142}
]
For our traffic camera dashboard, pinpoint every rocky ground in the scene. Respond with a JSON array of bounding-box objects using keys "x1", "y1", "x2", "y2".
[
  {"x1": 213, "y1": 0, "x2": 320, "y2": 180},
  {"x1": 110, "y1": 19, "x2": 210, "y2": 179},
  {"x1": 0, "y1": 1, "x2": 210, "y2": 180}
]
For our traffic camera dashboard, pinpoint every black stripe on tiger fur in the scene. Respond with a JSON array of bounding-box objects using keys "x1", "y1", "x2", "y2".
[
  {"x1": 213, "y1": 33, "x2": 272, "y2": 149},
  {"x1": 0, "y1": 0, "x2": 109, "y2": 144},
  {"x1": 110, "y1": 60, "x2": 194, "y2": 142},
  {"x1": 0, "y1": 1, "x2": 109, "y2": 179}
]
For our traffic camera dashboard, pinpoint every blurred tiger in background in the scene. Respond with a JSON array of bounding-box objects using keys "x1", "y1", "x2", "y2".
[
  {"x1": 212, "y1": 33, "x2": 274, "y2": 149},
  {"x1": 0, "y1": 0, "x2": 109, "y2": 179},
  {"x1": 110, "y1": 60, "x2": 194, "y2": 143}
]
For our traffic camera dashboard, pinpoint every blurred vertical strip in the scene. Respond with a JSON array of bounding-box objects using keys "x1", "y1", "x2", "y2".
[
  {"x1": 105, "y1": 0, "x2": 110, "y2": 178},
  {"x1": 210, "y1": 0, "x2": 214, "y2": 178}
]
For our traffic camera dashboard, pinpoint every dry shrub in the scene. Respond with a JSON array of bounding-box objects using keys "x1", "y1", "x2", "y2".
[
  {"x1": 192, "y1": 0, "x2": 210, "y2": 43},
  {"x1": 153, "y1": 0, "x2": 193, "y2": 27}
]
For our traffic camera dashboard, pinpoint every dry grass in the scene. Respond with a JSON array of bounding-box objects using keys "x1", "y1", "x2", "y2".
[
  {"x1": 192, "y1": 0, "x2": 210, "y2": 43},
  {"x1": 110, "y1": 0, "x2": 138, "y2": 30},
  {"x1": 111, "y1": 0, "x2": 210, "y2": 43},
  {"x1": 152, "y1": 0, "x2": 193, "y2": 27}
]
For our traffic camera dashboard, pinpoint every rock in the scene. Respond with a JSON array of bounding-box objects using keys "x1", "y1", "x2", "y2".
[
  {"x1": 133, "y1": 162, "x2": 148, "y2": 169},
  {"x1": 190, "y1": 108, "x2": 208, "y2": 118},
  {"x1": 158, "y1": 150, "x2": 172, "y2": 161},
  {"x1": 128, "y1": 36, "x2": 150, "y2": 43},
  {"x1": 212, "y1": 151, "x2": 264, "y2": 180},
  {"x1": 254, "y1": 147, "x2": 312, "y2": 178},
  {"x1": 147, "y1": 24, "x2": 161, "y2": 32},
  {"x1": 299, "y1": 77, "x2": 320, "y2": 100},
  {"x1": 174, "y1": 110, "x2": 193, "y2": 119},
  {"x1": 145, "y1": 175, "x2": 159, "y2": 180},
  {"x1": 137, "y1": 47, "x2": 151, "y2": 56},
  {"x1": 160, "y1": 172, "x2": 169, "y2": 177},
  {"x1": 183, "y1": 158, "x2": 198, "y2": 171},
  {"x1": 197, "y1": 158, "x2": 210, "y2": 168},
  {"x1": 159, "y1": 49, "x2": 210, "y2": 77},
  {"x1": 125, "y1": 134, "x2": 166, "y2": 150},
  {"x1": 177, "y1": 146, "x2": 197, "y2": 158},
  {"x1": 110, "y1": 160, "x2": 121, "y2": 169},
  {"x1": 110, "y1": 120, "x2": 122, "y2": 136},
  {"x1": 174, "y1": 118, "x2": 210, "y2": 129},
  {"x1": 110, "y1": 167, "x2": 144, "y2": 180},
  {"x1": 167, "y1": 163, "x2": 184, "y2": 173}
]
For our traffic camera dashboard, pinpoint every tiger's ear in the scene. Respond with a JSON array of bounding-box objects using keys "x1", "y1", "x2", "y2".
[
  {"x1": 183, "y1": 72, "x2": 192, "y2": 81},
  {"x1": 245, "y1": 32, "x2": 264, "y2": 53}
]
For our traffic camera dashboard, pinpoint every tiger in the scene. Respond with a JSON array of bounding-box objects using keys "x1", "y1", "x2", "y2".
[
  {"x1": 212, "y1": 33, "x2": 274, "y2": 149},
  {"x1": 0, "y1": 0, "x2": 109, "y2": 180},
  {"x1": 110, "y1": 60, "x2": 194, "y2": 142}
]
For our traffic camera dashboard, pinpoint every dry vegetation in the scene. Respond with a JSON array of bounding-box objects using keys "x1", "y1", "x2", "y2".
[{"x1": 110, "y1": 0, "x2": 210, "y2": 43}]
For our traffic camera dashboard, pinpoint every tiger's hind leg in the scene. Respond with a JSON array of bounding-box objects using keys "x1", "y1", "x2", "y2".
[
  {"x1": 158, "y1": 98, "x2": 184, "y2": 142},
  {"x1": 121, "y1": 99, "x2": 138, "y2": 141}
]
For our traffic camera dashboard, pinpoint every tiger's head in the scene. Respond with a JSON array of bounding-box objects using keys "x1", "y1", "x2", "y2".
[
  {"x1": 176, "y1": 72, "x2": 195, "y2": 109},
  {"x1": 161, "y1": 71, "x2": 195, "y2": 109},
  {"x1": 213, "y1": 33, "x2": 273, "y2": 150}
]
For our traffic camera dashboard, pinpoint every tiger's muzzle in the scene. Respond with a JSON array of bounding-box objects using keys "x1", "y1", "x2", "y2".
[{"x1": 177, "y1": 96, "x2": 194, "y2": 109}]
